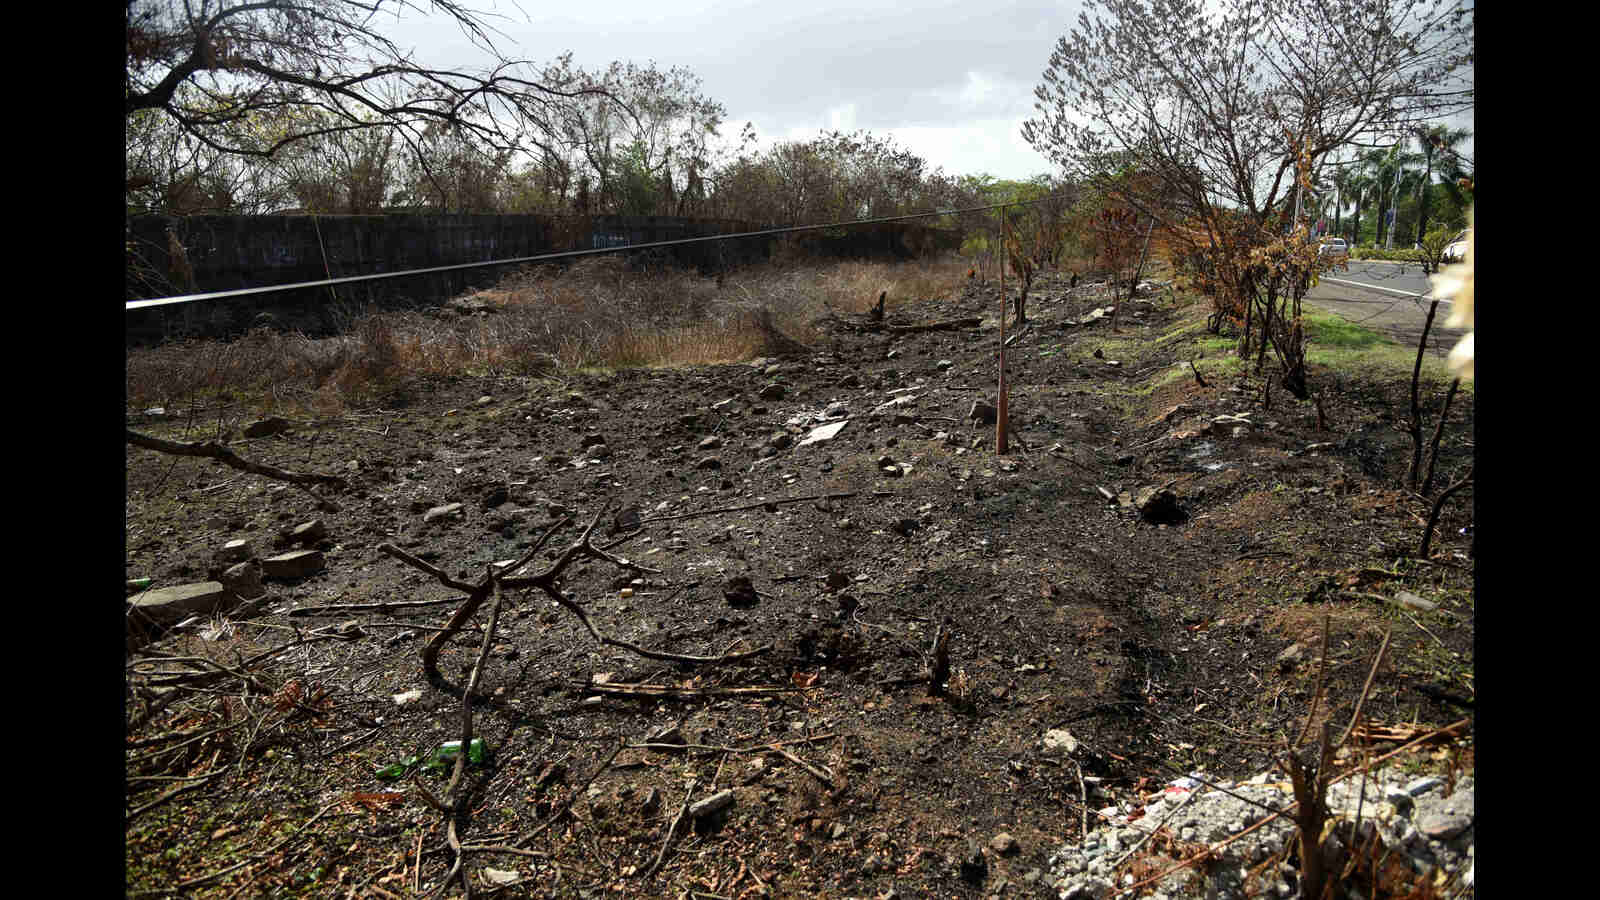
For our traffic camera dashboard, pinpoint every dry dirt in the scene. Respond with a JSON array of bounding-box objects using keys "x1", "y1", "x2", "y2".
[{"x1": 125, "y1": 269, "x2": 1475, "y2": 898}]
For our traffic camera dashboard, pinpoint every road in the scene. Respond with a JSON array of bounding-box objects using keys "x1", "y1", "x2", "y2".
[{"x1": 1304, "y1": 259, "x2": 1467, "y2": 359}]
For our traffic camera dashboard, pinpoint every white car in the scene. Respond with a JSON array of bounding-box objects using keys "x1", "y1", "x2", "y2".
[
  {"x1": 1442, "y1": 228, "x2": 1470, "y2": 263},
  {"x1": 1317, "y1": 237, "x2": 1349, "y2": 261}
]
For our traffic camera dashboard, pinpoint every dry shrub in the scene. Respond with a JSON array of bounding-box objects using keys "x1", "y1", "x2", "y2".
[{"x1": 127, "y1": 253, "x2": 971, "y2": 415}]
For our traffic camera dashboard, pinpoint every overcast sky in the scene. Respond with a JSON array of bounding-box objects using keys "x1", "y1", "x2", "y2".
[
  {"x1": 374, "y1": 0, "x2": 1472, "y2": 184},
  {"x1": 378, "y1": 0, "x2": 1071, "y2": 181}
]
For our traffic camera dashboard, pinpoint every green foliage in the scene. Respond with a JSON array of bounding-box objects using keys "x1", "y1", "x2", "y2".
[
  {"x1": 1348, "y1": 247, "x2": 1425, "y2": 262},
  {"x1": 615, "y1": 141, "x2": 662, "y2": 215},
  {"x1": 1303, "y1": 310, "x2": 1384, "y2": 350}
]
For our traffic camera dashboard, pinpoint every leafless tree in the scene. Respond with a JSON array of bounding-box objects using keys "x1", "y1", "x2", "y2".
[
  {"x1": 1022, "y1": 0, "x2": 1472, "y2": 396},
  {"x1": 126, "y1": 1, "x2": 618, "y2": 171},
  {"x1": 1023, "y1": 0, "x2": 1474, "y2": 229}
]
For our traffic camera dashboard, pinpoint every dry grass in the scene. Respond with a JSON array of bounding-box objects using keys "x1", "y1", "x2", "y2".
[{"x1": 126, "y1": 254, "x2": 972, "y2": 418}]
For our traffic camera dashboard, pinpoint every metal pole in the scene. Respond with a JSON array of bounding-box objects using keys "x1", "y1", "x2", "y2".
[
  {"x1": 1385, "y1": 164, "x2": 1400, "y2": 250},
  {"x1": 997, "y1": 204, "x2": 1009, "y2": 455}
]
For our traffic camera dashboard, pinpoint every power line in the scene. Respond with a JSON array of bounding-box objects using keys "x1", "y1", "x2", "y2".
[{"x1": 126, "y1": 193, "x2": 1071, "y2": 311}]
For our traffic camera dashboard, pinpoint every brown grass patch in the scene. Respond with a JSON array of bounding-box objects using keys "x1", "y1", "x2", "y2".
[
  {"x1": 1262, "y1": 605, "x2": 1392, "y2": 649},
  {"x1": 1204, "y1": 488, "x2": 1296, "y2": 532},
  {"x1": 126, "y1": 254, "x2": 971, "y2": 418}
]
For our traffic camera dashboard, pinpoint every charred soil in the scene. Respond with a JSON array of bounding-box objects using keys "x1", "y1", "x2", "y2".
[{"x1": 125, "y1": 269, "x2": 1475, "y2": 897}]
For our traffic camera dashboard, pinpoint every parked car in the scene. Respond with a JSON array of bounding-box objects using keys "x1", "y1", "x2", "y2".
[
  {"x1": 1443, "y1": 228, "x2": 1471, "y2": 263},
  {"x1": 1317, "y1": 237, "x2": 1349, "y2": 261}
]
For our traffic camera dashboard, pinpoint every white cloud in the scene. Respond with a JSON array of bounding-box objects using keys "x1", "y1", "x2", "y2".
[
  {"x1": 957, "y1": 72, "x2": 999, "y2": 109},
  {"x1": 371, "y1": 1, "x2": 1081, "y2": 180},
  {"x1": 887, "y1": 117, "x2": 1051, "y2": 180}
]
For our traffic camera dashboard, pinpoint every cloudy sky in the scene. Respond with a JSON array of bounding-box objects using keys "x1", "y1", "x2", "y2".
[
  {"x1": 377, "y1": 0, "x2": 1071, "y2": 181},
  {"x1": 374, "y1": 0, "x2": 1473, "y2": 183}
]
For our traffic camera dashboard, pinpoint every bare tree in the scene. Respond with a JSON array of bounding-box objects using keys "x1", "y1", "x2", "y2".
[
  {"x1": 1024, "y1": 0, "x2": 1472, "y2": 222},
  {"x1": 1022, "y1": 0, "x2": 1473, "y2": 395},
  {"x1": 126, "y1": 1, "x2": 616, "y2": 168}
]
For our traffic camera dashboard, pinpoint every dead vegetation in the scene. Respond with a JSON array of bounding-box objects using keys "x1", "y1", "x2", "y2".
[{"x1": 126, "y1": 255, "x2": 972, "y2": 419}]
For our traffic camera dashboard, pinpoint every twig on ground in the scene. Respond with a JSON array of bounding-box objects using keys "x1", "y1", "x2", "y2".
[
  {"x1": 638, "y1": 492, "x2": 857, "y2": 525},
  {"x1": 512, "y1": 741, "x2": 626, "y2": 849},
  {"x1": 1074, "y1": 760, "x2": 1090, "y2": 838},
  {"x1": 149, "y1": 801, "x2": 338, "y2": 893},
  {"x1": 626, "y1": 733, "x2": 839, "y2": 755},
  {"x1": 288, "y1": 597, "x2": 464, "y2": 616},
  {"x1": 125, "y1": 769, "x2": 227, "y2": 821},
  {"x1": 576, "y1": 682, "x2": 792, "y2": 699},
  {"x1": 642, "y1": 778, "x2": 698, "y2": 880},
  {"x1": 1339, "y1": 627, "x2": 1393, "y2": 745},
  {"x1": 768, "y1": 744, "x2": 836, "y2": 789},
  {"x1": 1404, "y1": 611, "x2": 1448, "y2": 650},
  {"x1": 1111, "y1": 788, "x2": 1196, "y2": 874}
]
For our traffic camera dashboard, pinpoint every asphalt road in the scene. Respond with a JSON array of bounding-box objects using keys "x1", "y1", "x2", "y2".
[{"x1": 1304, "y1": 259, "x2": 1467, "y2": 359}]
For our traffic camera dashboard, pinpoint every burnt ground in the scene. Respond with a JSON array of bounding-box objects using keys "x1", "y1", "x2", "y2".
[{"x1": 125, "y1": 269, "x2": 1476, "y2": 898}]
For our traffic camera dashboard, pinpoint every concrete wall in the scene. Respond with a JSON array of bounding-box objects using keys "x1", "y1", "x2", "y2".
[{"x1": 125, "y1": 213, "x2": 960, "y2": 342}]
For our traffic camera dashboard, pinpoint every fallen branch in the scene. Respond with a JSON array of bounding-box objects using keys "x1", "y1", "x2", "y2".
[
  {"x1": 126, "y1": 429, "x2": 345, "y2": 489},
  {"x1": 576, "y1": 682, "x2": 795, "y2": 699},
  {"x1": 888, "y1": 316, "x2": 983, "y2": 333},
  {"x1": 382, "y1": 514, "x2": 570, "y2": 687},
  {"x1": 768, "y1": 744, "x2": 837, "y2": 790},
  {"x1": 626, "y1": 733, "x2": 839, "y2": 755},
  {"x1": 288, "y1": 597, "x2": 464, "y2": 616},
  {"x1": 125, "y1": 768, "x2": 227, "y2": 821},
  {"x1": 596, "y1": 639, "x2": 772, "y2": 666},
  {"x1": 504, "y1": 740, "x2": 626, "y2": 850},
  {"x1": 638, "y1": 492, "x2": 857, "y2": 526}
]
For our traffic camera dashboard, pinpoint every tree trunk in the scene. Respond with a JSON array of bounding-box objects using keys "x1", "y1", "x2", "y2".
[{"x1": 1416, "y1": 160, "x2": 1433, "y2": 244}]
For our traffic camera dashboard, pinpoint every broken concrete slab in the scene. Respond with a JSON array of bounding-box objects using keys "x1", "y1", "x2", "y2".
[
  {"x1": 424, "y1": 503, "x2": 464, "y2": 523},
  {"x1": 797, "y1": 420, "x2": 848, "y2": 446},
  {"x1": 128, "y1": 582, "x2": 230, "y2": 629},
  {"x1": 219, "y1": 560, "x2": 266, "y2": 600},
  {"x1": 261, "y1": 549, "x2": 325, "y2": 579},
  {"x1": 218, "y1": 538, "x2": 253, "y2": 563}
]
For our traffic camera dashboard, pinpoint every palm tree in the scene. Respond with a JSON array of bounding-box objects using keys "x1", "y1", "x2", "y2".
[
  {"x1": 1328, "y1": 166, "x2": 1346, "y2": 238},
  {"x1": 1358, "y1": 143, "x2": 1422, "y2": 248},
  {"x1": 1413, "y1": 125, "x2": 1473, "y2": 242},
  {"x1": 1344, "y1": 169, "x2": 1375, "y2": 245}
]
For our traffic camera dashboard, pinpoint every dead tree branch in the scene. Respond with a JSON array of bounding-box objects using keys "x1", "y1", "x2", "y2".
[
  {"x1": 1421, "y1": 378, "x2": 1462, "y2": 496},
  {"x1": 1418, "y1": 467, "x2": 1473, "y2": 560},
  {"x1": 127, "y1": 429, "x2": 346, "y2": 489},
  {"x1": 1406, "y1": 300, "x2": 1441, "y2": 491}
]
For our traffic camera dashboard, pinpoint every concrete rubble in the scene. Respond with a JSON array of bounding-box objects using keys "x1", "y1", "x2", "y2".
[{"x1": 1046, "y1": 768, "x2": 1474, "y2": 899}]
